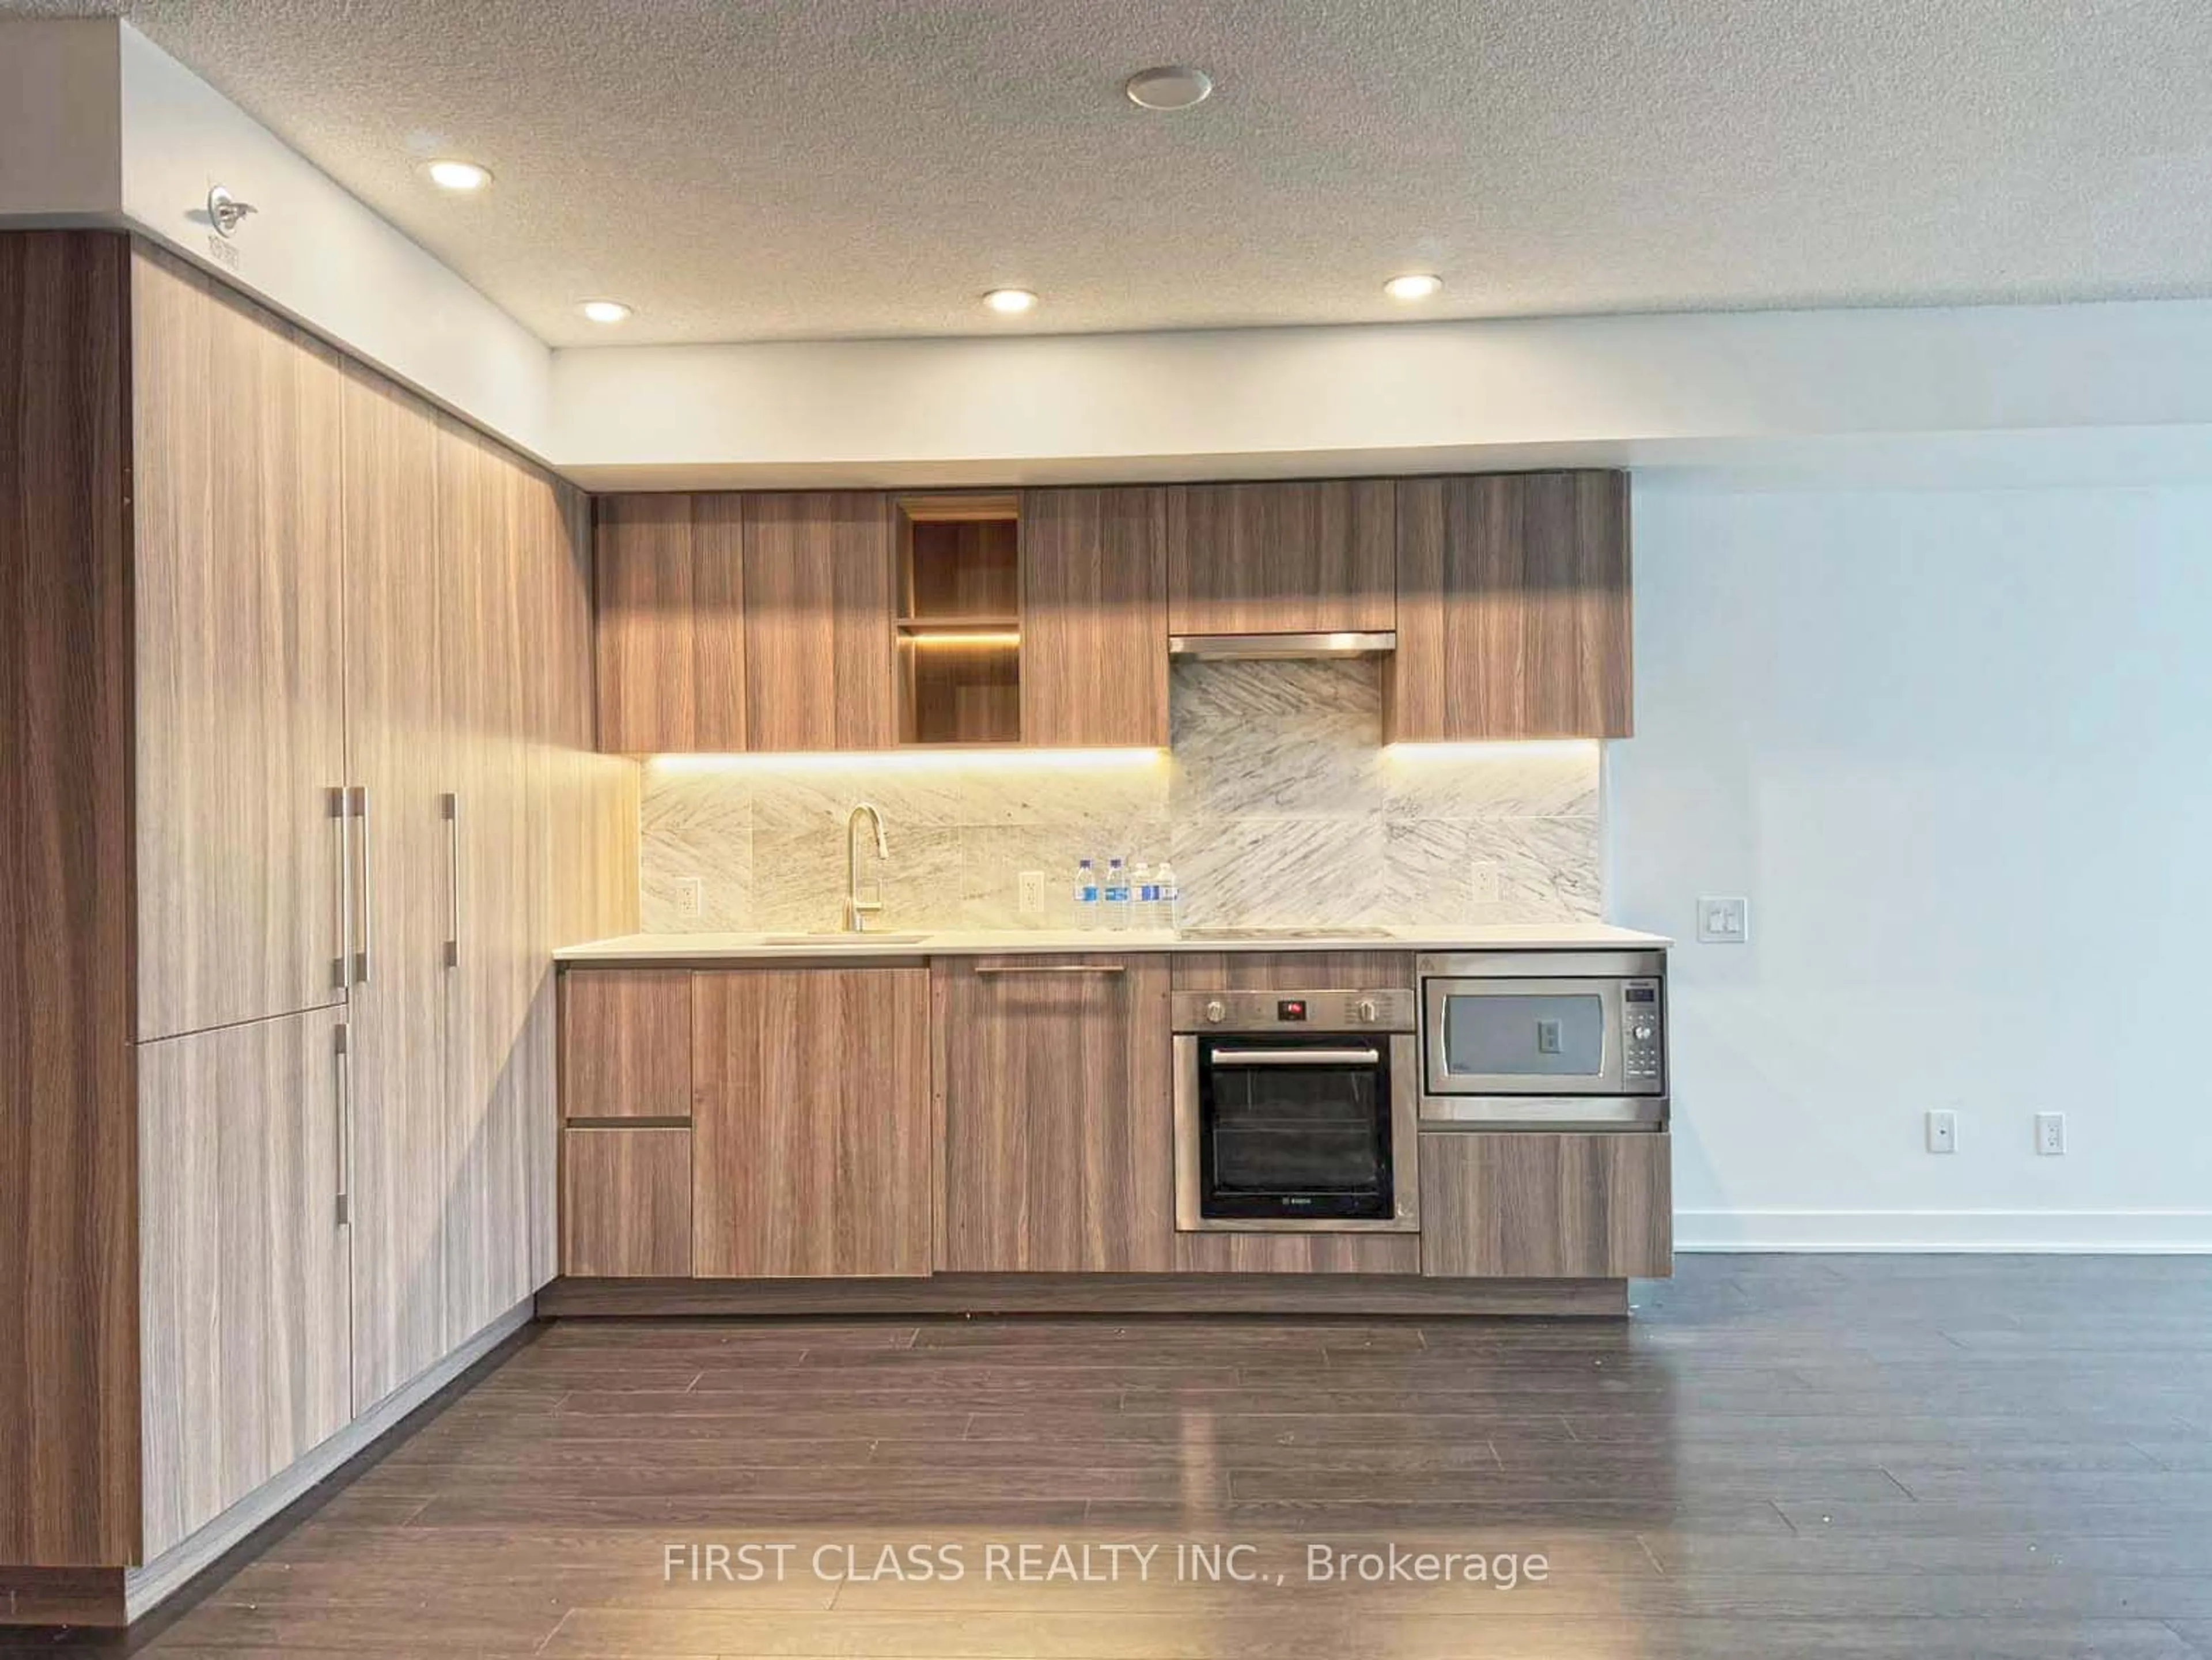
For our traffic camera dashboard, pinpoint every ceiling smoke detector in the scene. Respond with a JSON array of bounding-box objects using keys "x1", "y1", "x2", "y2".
[{"x1": 1124, "y1": 66, "x2": 1214, "y2": 111}]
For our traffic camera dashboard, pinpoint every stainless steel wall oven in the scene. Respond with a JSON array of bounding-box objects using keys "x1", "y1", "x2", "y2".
[{"x1": 1173, "y1": 988, "x2": 1419, "y2": 1232}]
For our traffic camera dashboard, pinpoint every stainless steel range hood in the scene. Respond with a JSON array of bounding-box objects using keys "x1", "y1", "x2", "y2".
[{"x1": 1167, "y1": 630, "x2": 1396, "y2": 661}]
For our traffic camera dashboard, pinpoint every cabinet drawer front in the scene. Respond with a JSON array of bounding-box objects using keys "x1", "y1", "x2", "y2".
[
  {"x1": 562, "y1": 1129, "x2": 693, "y2": 1277},
  {"x1": 1419, "y1": 1131, "x2": 1671, "y2": 1279},
  {"x1": 560, "y1": 970, "x2": 694, "y2": 1121}
]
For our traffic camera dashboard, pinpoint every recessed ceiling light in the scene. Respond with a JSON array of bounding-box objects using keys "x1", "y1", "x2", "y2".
[
  {"x1": 1125, "y1": 66, "x2": 1214, "y2": 111},
  {"x1": 1384, "y1": 273, "x2": 1444, "y2": 301},
  {"x1": 982, "y1": 288, "x2": 1038, "y2": 315},
  {"x1": 424, "y1": 158, "x2": 493, "y2": 192},
  {"x1": 579, "y1": 299, "x2": 632, "y2": 324}
]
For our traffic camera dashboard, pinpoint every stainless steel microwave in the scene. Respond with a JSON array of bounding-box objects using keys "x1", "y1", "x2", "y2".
[{"x1": 1418, "y1": 950, "x2": 1667, "y2": 1129}]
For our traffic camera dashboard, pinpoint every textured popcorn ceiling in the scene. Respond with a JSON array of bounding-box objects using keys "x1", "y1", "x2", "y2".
[{"x1": 18, "y1": 0, "x2": 2212, "y2": 344}]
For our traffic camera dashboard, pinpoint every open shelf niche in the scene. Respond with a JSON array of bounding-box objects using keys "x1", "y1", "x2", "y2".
[{"x1": 895, "y1": 493, "x2": 1023, "y2": 745}]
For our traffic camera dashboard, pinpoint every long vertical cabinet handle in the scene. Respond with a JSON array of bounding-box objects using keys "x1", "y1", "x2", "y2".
[
  {"x1": 330, "y1": 786, "x2": 354, "y2": 994},
  {"x1": 351, "y1": 786, "x2": 374, "y2": 985},
  {"x1": 334, "y1": 1022, "x2": 353, "y2": 1227},
  {"x1": 442, "y1": 792, "x2": 462, "y2": 969}
]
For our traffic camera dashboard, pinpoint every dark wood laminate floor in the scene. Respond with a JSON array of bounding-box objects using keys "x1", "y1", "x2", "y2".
[{"x1": 21, "y1": 1256, "x2": 2212, "y2": 1658}]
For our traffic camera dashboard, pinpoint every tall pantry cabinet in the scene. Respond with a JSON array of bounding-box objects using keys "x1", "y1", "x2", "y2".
[{"x1": 0, "y1": 230, "x2": 637, "y2": 1604}]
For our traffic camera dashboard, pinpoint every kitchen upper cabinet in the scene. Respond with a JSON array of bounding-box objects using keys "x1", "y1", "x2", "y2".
[
  {"x1": 1387, "y1": 471, "x2": 1633, "y2": 740},
  {"x1": 1020, "y1": 487, "x2": 1170, "y2": 748},
  {"x1": 594, "y1": 493, "x2": 746, "y2": 754},
  {"x1": 137, "y1": 1008, "x2": 353, "y2": 1558},
  {"x1": 935, "y1": 954, "x2": 1174, "y2": 1273},
  {"x1": 1168, "y1": 480, "x2": 1395, "y2": 637},
  {"x1": 691, "y1": 967, "x2": 932, "y2": 1276},
  {"x1": 743, "y1": 492, "x2": 897, "y2": 752},
  {"x1": 131, "y1": 245, "x2": 349, "y2": 1041},
  {"x1": 1419, "y1": 1131, "x2": 1672, "y2": 1279}
]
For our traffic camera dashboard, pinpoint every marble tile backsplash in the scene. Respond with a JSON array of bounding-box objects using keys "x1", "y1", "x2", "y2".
[{"x1": 638, "y1": 659, "x2": 1601, "y2": 933}]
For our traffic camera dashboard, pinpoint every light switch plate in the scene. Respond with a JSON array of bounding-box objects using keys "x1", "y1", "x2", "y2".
[
  {"x1": 675, "y1": 876, "x2": 704, "y2": 918},
  {"x1": 1926, "y1": 1109, "x2": 1957, "y2": 1154},
  {"x1": 1018, "y1": 871, "x2": 1047, "y2": 916},
  {"x1": 1698, "y1": 895, "x2": 1750, "y2": 943},
  {"x1": 1470, "y1": 861, "x2": 1502, "y2": 905}
]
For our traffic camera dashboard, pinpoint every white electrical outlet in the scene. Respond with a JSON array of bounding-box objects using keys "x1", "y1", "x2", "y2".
[
  {"x1": 1926, "y1": 1109, "x2": 1957, "y2": 1154},
  {"x1": 1470, "y1": 861, "x2": 1502, "y2": 905},
  {"x1": 1018, "y1": 870, "x2": 1047, "y2": 916},
  {"x1": 2035, "y1": 1112, "x2": 2067, "y2": 1155},
  {"x1": 1698, "y1": 895, "x2": 1751, "y2": 943},
  {"x1": 675, "y1": 877, "x2": 704, "y2": 918}
]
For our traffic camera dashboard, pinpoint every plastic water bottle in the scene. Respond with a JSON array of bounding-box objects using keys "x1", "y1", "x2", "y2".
[
  {"x1": 1154, "y1": 861, "x2": 1180, "y2": 932},
  {"x1": 1131, "y1": 860, "x2": 1157, "y2": 929},
  {"x1": 1104, "y1": 857, "x2": 1132, "y2": 931},
  {"x1": 1073, "y1": 858, "x2": 1099, "y2": 928}
]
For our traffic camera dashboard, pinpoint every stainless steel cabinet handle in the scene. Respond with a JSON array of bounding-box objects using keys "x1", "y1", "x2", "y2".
[
  {"x1": 442, "y1": 791, "x2": 461, "y2": 969},
  {"x1": 351, "y1": 786, "x2": 374, "y2": 985},
  {"x1": 329, "y1": 786, "x2": 353, "y2": 994},
  {"x1": 334, "y1": 1022, "x2": 352, "y2": 1227},
  {"x1": 1208, "y1": 1047, "x2": 1382, "y2": 1067},
  {"x1": 972, "y1": 963, "x2": 1127, "y2": 976}
]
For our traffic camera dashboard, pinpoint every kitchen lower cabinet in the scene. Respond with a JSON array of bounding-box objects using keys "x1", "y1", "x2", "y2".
[
  {"x1": 562, "y1": 1129, "x2": 694, "y2": 1277},
  {"x1": 137, "y1": 1009, "x2": 353, "y2": 1559},
  {"x1": 1418, "y1": 1131, "x2": 1672, "y2": 1279},
  {"x1": 559, "y1": 970, "x2": 694, "y2": 1120},
  {"x1": 691, "y1": 968, "x2": 933, "y2": 1276},
  {"x1": 935, "y1": 954, "x2": 1174, "y2": 1273}
]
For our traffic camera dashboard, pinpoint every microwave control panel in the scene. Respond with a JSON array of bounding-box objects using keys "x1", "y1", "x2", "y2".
[{"x1": 1622, "y1": 980, "x2": 1665, "y2": 1086}]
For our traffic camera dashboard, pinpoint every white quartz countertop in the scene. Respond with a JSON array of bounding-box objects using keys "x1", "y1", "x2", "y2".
[{"x1": 555, "y1": 922, "x2": 1670, "y2": 966}]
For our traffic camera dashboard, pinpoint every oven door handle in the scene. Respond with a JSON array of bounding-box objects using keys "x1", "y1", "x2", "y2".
[{"x1": 1206, "y1": 1047, "x2": 1382, "y2": 1067}]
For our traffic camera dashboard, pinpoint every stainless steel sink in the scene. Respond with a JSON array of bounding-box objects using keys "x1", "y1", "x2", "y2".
[{"x1": 759, "y1": 932, "x2": 928, "y2": 947}]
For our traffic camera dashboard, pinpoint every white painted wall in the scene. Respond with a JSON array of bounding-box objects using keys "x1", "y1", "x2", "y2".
[
  {"x1": 1611, "y1": 479, "x2": 2212, "y2": 1250},
  {"x1": 113, "y1": 24, "x2": 554, "y2": 453},
  {"x1": 550, "y1": 304, "x2": 2212, "y2": 489}
]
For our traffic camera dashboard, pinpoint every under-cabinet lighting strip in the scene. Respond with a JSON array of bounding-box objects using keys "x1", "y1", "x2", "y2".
[{"x1": 646, "y1": 747, "x2": 1166, "y2": 773}]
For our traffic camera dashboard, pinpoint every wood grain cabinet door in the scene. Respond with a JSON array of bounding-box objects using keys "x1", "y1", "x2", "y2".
[
  {"x1": 935, "y1": 954, "x2": 1174, "y2": 1273},
  {"x1": 560, "y1": 970, "x2": 694, "y2": 1120},
  {"x1": 1020, "y1": 488, "x2": 1169, "y2": 748},
  {"x1": 138, "y1": 1009, "x2": 353, "y2": 1559},
  {"x1": 691, "y1": 968, "x2": 931, "y2": 1276},
  {"x1": 131, "y1": 245, "x2": 350, "y2": 1041},
  {"x1": 1387, "y1": 471, "x2": 1633, "y2": 740},
  {"x1": 562, "y1": 1128, "x2": 693, "y2": 1277},
  {"x1": 1418, "y1": 1131, "x2": 1672, "y2": 1279},
  {"x1": 742, "y1": 493, "x2": 896, "y2": 752},
  {"x1": 1168, "y1": 480, "x2": 1395, "y2": 636},
  {"x1": 594, "y1": 493, "x2": 746, "y2": 753},
  {"x1": 337, "y1": 363, "x2": 456, "y2": 1414}
]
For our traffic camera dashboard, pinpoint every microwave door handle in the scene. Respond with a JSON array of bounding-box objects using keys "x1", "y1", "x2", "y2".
[{"x1": 1208, "y1": 1048, "x2": 1382, "y2": 1067}]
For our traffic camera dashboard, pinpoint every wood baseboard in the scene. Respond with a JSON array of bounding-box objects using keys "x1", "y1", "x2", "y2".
[{"x1": 536, "y1": 1273, "x2": 1629, "y2": 1318}]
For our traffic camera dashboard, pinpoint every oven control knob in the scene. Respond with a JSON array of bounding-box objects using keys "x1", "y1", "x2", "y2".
[
  {"x1": 1205, "y1": 999, "x2": 1228, "y2": 1023},
  {"x1": 1357, "y1": 999, "x2": 1379, "y2": 1024},
  {"x1": 1633, "y1": 1023, "x2": 1654, "y2": 1042}
]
